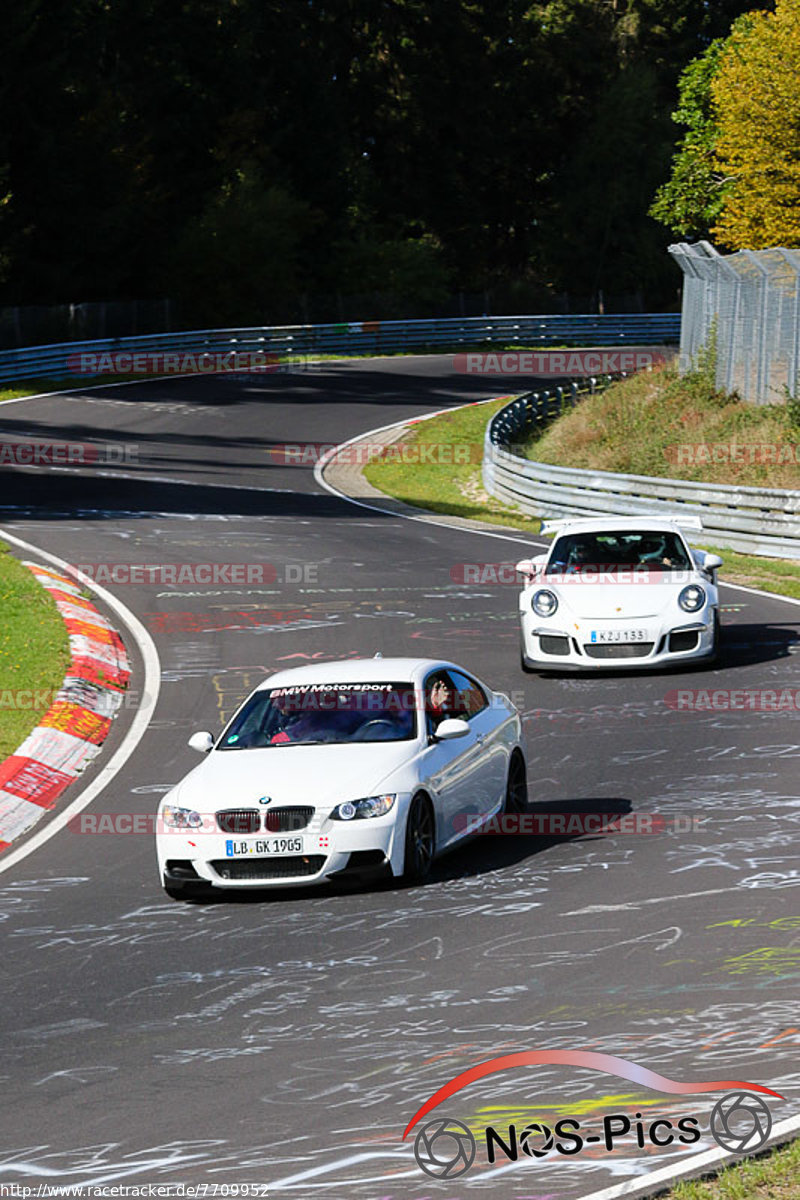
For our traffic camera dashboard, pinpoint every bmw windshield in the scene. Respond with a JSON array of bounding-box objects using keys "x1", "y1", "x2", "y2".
[{"x1": 218, "y1": 682, "x2": 418, "y2": 748}]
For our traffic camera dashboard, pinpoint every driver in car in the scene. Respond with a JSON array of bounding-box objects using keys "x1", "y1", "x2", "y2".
[
  {"x1": 426, "y1": 675, "x2": 456, "y2": 735},
  {"x1": 639, "y1": 537, "x2": 681, "y2": 569}
]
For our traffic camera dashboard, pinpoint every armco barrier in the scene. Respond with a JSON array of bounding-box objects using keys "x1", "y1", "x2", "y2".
[
  {"x1": 483, "y1": 390, "x2": 800, "y2": 559},
  {"x1": 0, "y1": 314, "x2": 679, "y2": 385}
]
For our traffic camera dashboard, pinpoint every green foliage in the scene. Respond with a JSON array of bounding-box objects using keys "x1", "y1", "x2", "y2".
[
  {"x1": 653, "y1": 1, "x2": 800, "y2": 248},
  {"x1": 649, "y1": 39, "x2": 730, "y2": 238},
  {"x1": 167, "y1": 169, "x2": 318, "y2": 326},
  {"x1": 0, "y1": 0, "x2": 769, "y2": 314},
  {"x1": 525, "y1": 365, "x2": 800, "y2": 488},
  {"x1": 331, "y1": 235, "x2": 451, "y2": 315},
  {"x1": 675, "y1": 319, "x2": 722, "y2": 404},
  {"x1": 712, "y1": 0, "x2": 800, "y2": 249},
  {"x1": 783, "y1": 386, "x2": 800, "y2": 432}
]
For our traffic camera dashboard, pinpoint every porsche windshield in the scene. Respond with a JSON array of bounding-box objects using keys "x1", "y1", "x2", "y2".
[
  {"x1": 219, "y1": 682, "x2": 417, "y2": 748},
  {"x1": 546, "y1": 530, "x2": 691, "y2": 573}
]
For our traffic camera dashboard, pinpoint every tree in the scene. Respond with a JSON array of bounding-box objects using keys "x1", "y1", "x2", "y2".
[
  {"x1": 525, "y1": 0, "x2": 761, "y2": 300},
  {"x1": 167, "y1": 168, "x2": 318, "y2": 326},
  {"x1": 711, "y1": 0, "x2": 800, "y2": 248},
  {"x1": 649, "y1": 38, "x2": 731, "y2": 240},
  {"x1": 0, "y1": 0, "x2": 777, "y2": 315}
]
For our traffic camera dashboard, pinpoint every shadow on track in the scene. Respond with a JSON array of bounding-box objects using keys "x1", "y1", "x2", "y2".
[
  {"x1": 159, "y1": 797, "x2": 634, "y2": 907},
  {"x1": 0, "y1": 472, "x2": 383, "y2": 522},
  {"x1": 531, "y1": 622, "x2": 799, "y2": 683}
]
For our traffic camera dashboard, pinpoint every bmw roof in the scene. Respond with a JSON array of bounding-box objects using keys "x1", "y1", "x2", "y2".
[{"x1": 255, "y1": 657, "x2": 467, "y2": 691}]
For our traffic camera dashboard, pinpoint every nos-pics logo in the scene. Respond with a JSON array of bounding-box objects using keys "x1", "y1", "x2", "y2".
[{"x1": 404, "y1": 1050, "x2": 782, "y2": 1180}]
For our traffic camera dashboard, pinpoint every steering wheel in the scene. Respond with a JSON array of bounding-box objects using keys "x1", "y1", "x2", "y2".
[{"x1": 353, "y1": 719, "x2": 397, "y2": 741}]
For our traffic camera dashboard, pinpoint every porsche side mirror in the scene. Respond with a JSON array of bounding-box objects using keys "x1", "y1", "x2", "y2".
[
  {"x1": 434, "y1": 718, "x2": 470, "y2": 740},
  {"x1": 188, "y1": 730, "x2": 214, "y2": 753},
  {"x1": 516, "y1": 556, "x2": 544, "y2": 580},
  {"x1": 703, "y1": 554, "x2": 723, "y2": 571}
]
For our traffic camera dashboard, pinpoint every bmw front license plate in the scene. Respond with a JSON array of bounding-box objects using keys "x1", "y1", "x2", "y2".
[
  {"x1": 225, "y1": 837, "x2": 304, "y2": 857},
  {"x1": 590, "y1": 628, "x2": 647, "y2": 643}
]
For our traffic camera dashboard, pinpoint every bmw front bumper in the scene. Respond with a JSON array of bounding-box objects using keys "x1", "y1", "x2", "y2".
[{"x1": 157, "y1": 809, "x2": 404, "y2": 891}]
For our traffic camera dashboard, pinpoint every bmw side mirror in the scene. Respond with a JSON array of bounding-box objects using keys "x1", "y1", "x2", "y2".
[
  {"x1": 188, "y1": 731, "x2": 214, "y2": 753},
  {"x1": 434, "y1": 718, "x2": 470, "y2": 740}
]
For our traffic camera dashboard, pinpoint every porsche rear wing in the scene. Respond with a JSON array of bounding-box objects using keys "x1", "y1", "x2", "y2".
[{"x1": 540, "y1": 514, "x2": 704, "y2": 536}]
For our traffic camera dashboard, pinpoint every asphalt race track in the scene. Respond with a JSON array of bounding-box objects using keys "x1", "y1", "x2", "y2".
[{"x1": 0, "y1": 358, "x2": 798, "y2": 1198}]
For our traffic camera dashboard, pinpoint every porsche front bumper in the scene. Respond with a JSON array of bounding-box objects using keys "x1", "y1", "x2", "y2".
[{"x1": 519, "y1": 610, "x2": 718, "y2": 671}]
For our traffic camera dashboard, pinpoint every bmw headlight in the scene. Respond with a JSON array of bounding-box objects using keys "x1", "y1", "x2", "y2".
[
  {"x1": 161, "y1": 804, "x2": 203, "y2": 829},
  {"x1": 331, "y1": 794, "x2": 396, "y2": 820},
  {"x1": 532, "y1": 589, "x2": 558, "y2": 617},
  {"x1": 678, "y1": 584, "x2": 706, "y2": 612}
]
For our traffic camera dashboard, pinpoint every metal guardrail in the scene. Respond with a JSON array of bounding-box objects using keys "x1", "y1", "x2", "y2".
[
  {"x1": 0, "y1": 314, "x2": 680, "y2": 385},
  {"x1": 483, "y1": 389, "x2": 800, "y2": 559}
]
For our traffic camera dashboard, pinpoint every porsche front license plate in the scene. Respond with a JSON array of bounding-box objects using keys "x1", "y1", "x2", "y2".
[
  {"x1": 225, "y1": 837, "x2": 304, "y2": 857},
  {"x1": 590, "y1": 628, "x2": 647, "y2": 643}
]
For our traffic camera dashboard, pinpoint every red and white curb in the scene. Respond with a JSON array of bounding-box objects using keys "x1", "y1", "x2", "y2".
[{"x1": 0, "y1": 562, "x2": 130, "y2": 852}]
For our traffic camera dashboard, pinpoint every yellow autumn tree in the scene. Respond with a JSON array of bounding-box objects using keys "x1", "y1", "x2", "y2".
[{"x1": 711, "y1": 0, "x2": 800, "y2": 249}]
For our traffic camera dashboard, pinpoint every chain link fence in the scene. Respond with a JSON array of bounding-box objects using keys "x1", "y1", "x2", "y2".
[
  {"x1": 0, "y1": 290, "x2": 660, "y2": 349},
  {"x1": 0, "y1": 299, "x2": 173, "y2": 350},
  {"x1": 669, "y1": 241, "x2": 800, "y2": 406}
]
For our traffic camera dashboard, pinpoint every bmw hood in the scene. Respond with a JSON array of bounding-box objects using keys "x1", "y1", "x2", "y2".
[
  {"x1": 552, "y1": 581, "x2": 691, "y2": 620},
  {"x1": 168, "y1": 742, "x2": 417, "y2": 812}
]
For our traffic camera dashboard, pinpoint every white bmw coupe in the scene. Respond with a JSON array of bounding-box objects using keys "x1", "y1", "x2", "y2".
[
  {"x1": 156, "y1": 657, "x2": 525, "y2": 899},
  {"x1": 516, "y1": 516, "x2": 722, "y2": 672}
]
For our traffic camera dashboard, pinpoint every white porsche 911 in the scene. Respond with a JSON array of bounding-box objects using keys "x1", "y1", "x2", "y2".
[
  {"x1": 516, "y1": 516, "x2": 722, "y2": 672},
  {"x1": 156, "y1": 657, "x2": 525, "y2": 899}
]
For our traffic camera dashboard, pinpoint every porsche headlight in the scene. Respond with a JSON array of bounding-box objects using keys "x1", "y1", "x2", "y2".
[
  {"x1": 331, "y1": 794, "x2": 396, "y2": 820},
  {"x1": 532, "y1": 589, "x2": 558, "y2": 617},
  {"x1": 161, "y1": 804, "x2": 203, "y2": 829},
  {"x1": 678, "y1": 584, "x2": 706, "y2": 612}
]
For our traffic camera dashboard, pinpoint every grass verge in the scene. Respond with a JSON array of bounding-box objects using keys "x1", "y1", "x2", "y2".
[
  {"x1": 523, "y1": 367, "x2": 800, "y2": 490},
  {"x1": 363, "y1": 397, "x2": 533, "y2": 528},
  {"x1": 0, "y1": 543, "x2": 71, "y2": 760},
  {"x1": 0, "y1": 374, "x2": 154, "y2": 403},
  {"x1": 363, "y1": 397, "x2": 800, "y2": 600},
  {"x1": 671, "y1": 1137, "x2": 800, "y2": 1200}
]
